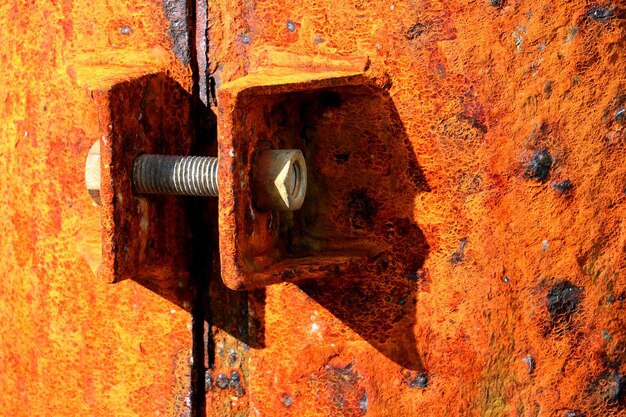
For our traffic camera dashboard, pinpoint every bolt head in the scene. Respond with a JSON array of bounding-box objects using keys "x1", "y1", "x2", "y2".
[{"x1": 253, "y1": 149, "x2": 307, "y2": 211}]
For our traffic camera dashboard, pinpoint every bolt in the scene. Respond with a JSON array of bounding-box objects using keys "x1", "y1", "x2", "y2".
[
  {"x1": 85, "y1": 144, "x2": 307, "y2": 212},
  {"x1": 133, "y1": 154, "x2": 219, "y2": 196}
]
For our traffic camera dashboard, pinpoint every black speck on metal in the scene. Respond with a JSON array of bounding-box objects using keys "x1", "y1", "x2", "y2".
[
  {"x1": 587, "y1": 6, "x2": 614, "y2": 23},
  {"x1": 215, "y1": 373, "x2": 229, "y2": 389},
  {"x1": 524, "y1": 149, "x2": 553, "y2": 182}
]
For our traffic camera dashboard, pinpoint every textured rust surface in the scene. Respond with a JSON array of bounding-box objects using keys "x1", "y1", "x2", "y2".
[
  {"x1": 2, "y1": 0, "x2": 626, "y2": 416},
  {"x1": 206, "y1": 1, "x2": 626, "y2": 416},
  {"x1": 0, "y1": 0, "x2": 199, "y2": 415}
]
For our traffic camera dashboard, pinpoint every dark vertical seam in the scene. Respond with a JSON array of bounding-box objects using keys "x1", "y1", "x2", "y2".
[{"x1": 187, "y1": 0, "x2": 210, "y2": 415}]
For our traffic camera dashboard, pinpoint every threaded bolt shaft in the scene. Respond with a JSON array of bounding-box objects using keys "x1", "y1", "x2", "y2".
[{"x1": 133, "y1": 154, "x2": 219, "y2": 196}]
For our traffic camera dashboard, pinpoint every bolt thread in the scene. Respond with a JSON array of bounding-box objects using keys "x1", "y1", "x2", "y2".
[{"x1": 133, "y1": 155, "x2": 219, "y2": 196}]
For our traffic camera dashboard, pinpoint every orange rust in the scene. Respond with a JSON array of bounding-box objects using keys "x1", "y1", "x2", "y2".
[
  {"x1": 0, "y1": 0, "x2": 195, "y2": 416},
  {"x1": 2, "y1": 0, "x2": 626, "y2": 417},
  {"x1": 207, "y1": 1, "x2": 626, "y2": 416}
]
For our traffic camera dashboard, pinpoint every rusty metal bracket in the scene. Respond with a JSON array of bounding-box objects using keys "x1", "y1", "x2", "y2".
[
  {"x1": 77, "y1": 68, "x2": 199, "y2": 297},
  {"x1": 79, "y1": 48, "x2": 410, "y2": 293},
  {"x1": 216, "y1": 49, "x2": 393, "y2": 290}
]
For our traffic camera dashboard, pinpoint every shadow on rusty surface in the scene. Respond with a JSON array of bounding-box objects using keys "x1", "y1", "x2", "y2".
[{"x1": 290, "y1": 86, "x2": 430, "y2": 371}]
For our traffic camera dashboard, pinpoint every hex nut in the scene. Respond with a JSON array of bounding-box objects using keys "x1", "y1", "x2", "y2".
[
  {"x1": 85, "y1": 141, "x2": 101, "y2": 206},
  {"x1": 253, "y1": 149, "x2": 307, "y2": 211}
]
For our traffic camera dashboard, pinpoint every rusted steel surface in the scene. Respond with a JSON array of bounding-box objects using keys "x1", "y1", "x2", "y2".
[
  {"x1": 2, "y1": 0, "x2": 626, "y2": 416},
  {"x1": 0, "y1": 0, "x2": 200, "y2": 415},
  {"x1": 206, "y1": 1, "x2": 626, "y2": 416}
]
